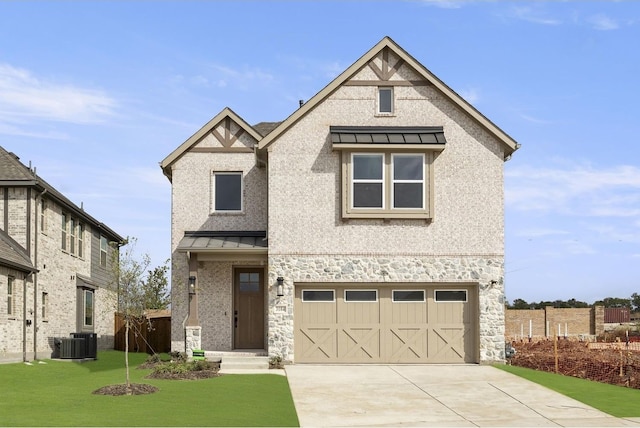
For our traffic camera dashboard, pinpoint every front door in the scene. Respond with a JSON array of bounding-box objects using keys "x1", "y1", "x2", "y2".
[{"x1": 234, "y1": 268, "x2": 265, "y2": 349}]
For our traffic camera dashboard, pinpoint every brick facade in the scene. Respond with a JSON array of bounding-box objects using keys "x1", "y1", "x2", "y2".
[
  {"x1": 0, "y1": 148, "x2": 123, "y2": 363},
  {"x1": 163, "y1": 37, "x2": 519, "y2": 364}
]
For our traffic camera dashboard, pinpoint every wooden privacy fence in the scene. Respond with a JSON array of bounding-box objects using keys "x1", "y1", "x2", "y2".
[{"x1": 114, "y1": 313, "x2": 171, "y2": 354}]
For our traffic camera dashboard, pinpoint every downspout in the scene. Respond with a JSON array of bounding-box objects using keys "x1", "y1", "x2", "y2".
[{"x1": 33, "y1": 188, "x2": 47, "y2": 360}]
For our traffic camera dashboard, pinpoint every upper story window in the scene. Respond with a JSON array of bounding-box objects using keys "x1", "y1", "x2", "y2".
[
  {"x1": 211, "y1": 171, "x2": 243, "y2": 213},
  {"x1": 78, "y1": 224, "x2": 84, "y2": 258},
  {"x1": 7, "y1": 276, "x2": 14, "y2": 316},
  {"x1": 331, "y1": 126, "x2": 446, "y2": 220},
  {"x1": 61, "y1": 213, "x2": 68, "y2": 251},
  {"x1": 377, "y1": 87, "x2": 393, "y2": 114},
  {"x1": 346, "y1": 152, "x2": 428, "y2": 218},
  {"x1": 61, "y1": 214, "x2": 83, "y2": 257},
  {"x1": 100, "y1": 235, "x2": 108, "y2": 267},
  {"x1": 69, "y1": 217, "x2": 76, "y2": 255},
  {"x1": 40, "y1": 199, "x2": 47, "y2": 234}
]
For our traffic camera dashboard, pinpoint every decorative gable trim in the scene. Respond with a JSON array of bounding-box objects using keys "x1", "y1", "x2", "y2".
[
  {"x1": 257, "y1": 36, "x2": 519, "y2": 159},
  {"x1": 160, "y1": 107, "x2": 262, "y2": 180}
]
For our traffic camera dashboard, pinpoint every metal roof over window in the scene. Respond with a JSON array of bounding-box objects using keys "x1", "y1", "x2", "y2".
[
  {"x1": 330, "y1": 126, "x2": 446, "y2": 150},
  {"x1": 176, "y1": 231, "x2": 268, "y2": 253}
]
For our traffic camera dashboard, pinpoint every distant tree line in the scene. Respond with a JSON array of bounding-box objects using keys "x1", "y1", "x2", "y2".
[{"x1": 507, "y1": 293, "x2": 640, "y2": 312}]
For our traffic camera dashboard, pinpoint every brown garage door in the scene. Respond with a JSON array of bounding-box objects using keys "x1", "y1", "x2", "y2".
[{"x1": 294, "y1": 284, "x2": 477, "y2": 363}]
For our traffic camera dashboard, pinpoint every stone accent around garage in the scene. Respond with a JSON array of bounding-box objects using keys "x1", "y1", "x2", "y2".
[{"x1": 266, "y1": 255, "x2": 505, "y2": 363}]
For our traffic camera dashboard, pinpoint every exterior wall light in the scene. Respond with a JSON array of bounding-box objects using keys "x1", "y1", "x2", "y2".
[
  {"x1": 188, "y1": 276, "x2": 196, "y2": 295},
  {"x1": 276, "y1": 277, "x2": 284, "y2": 297}
]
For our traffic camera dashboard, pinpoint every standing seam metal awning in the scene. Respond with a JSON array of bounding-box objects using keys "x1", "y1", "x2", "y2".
[
  {"x1": 330, "y1": 126, "x2": 447, "y2": 145},
  {"x1": 176, "y1": 231, "x2": 268, "y2": 253}
]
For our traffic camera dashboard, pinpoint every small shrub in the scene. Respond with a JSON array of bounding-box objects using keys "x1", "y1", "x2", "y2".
[
  {"x1": 169, "y1": 351, "x2": 187, "y2": 362},
  {"x1": 269, "y1": 355, "x2": 284, "y2": 369},
  {"x1": 145, "y1": 353, "x2": 161, "y2": 364}
]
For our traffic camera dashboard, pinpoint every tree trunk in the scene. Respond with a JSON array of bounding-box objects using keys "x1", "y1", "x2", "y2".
[{"x1": 125, "y1": 318, "x2": 132, "y2": 395}]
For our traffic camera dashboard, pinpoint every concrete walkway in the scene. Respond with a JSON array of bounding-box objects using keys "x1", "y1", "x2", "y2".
[{"x1": 285, "y1": 364, "x2": 640, "y2": 427}]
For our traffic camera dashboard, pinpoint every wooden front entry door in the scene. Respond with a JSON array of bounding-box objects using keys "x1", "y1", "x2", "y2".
[{"x1": 234, "y1": 269, "x2": 265, "y2": 349}]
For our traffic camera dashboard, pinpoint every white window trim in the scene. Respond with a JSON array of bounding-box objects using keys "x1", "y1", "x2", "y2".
[
  {"x1": 434, "y1": 289, "x2": 468, "y2": 303},
  {"x1": 100, "y1": 235, "x2": 108, "y2": 268},
  {"x1": 301, "y1": 289, "x2": 336, "y2": 302},
  {"x1": 41, "y1": 291, "x2": 49, "y2": 321},
  {"x1": 392, "y1": 289, "x2": 426, "y2": 303},
  {"x1": 344, "y1": 289, "x2": 378, "y2": 303},
  {"x1": 211, "y1": 171, "x2": 244, "y2": 214}
]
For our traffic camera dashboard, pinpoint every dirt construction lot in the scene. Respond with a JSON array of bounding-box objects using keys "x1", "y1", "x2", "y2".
[{"x1": 510, "y1": 339, "x2": 640, "y2": 389}]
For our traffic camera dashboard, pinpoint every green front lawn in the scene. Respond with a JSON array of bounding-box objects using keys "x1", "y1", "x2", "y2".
[
  {"x1": 496, "y1": 364, "x2": 640, "y2": 418},
  {"x1": 0, "y1": 351, "x2": 299, "y2": 427}
]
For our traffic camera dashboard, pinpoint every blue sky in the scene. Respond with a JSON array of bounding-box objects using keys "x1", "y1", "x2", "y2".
[{"x1": 1, "y1": 1, "x2": 639, "y2": 304}]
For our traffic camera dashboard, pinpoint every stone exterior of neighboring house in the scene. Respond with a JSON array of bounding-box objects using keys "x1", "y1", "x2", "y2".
[
  {"x1": 161, "y1": 37, "x2": 520, "y2": 364},
  {"x1": 0, "y1": 146, "x2": 123, "y2": 363}
]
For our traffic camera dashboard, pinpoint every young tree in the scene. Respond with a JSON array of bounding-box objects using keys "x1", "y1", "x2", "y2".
[
  {"x1": 113, "y1": 237, "x2": 151, "y2": 395},
  {"x1": 142, "y1": 260, "x2": 170, "y2": 310}
]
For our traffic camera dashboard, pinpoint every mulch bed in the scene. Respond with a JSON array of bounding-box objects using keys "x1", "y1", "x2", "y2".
[
  {"x1": 92, "y1": 360, "x2": 221, "y2": 395},
  {"x1": 92, "y1": 383, "x2": 159, "y2": 396}
]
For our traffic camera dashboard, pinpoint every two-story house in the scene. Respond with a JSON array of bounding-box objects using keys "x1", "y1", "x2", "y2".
[
  {"x1": 0, "y1": 146, "x2": 123, "y2": 363},
  {"x1": 161, "y1": 37, "x2": 519, "y2": 364}
]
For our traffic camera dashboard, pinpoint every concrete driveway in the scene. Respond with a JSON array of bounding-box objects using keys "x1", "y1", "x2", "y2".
[{"x1": 285, "y1": 364, "x2": 640, "y2": 427}]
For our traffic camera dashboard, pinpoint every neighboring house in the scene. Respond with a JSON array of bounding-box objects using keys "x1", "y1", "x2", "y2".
[
  {"x1": 0, "y1": 146, "x2": 123, "y2": 363},
  {"x1": 161, "y1": 37, "x2": 520, "y2": 364}
]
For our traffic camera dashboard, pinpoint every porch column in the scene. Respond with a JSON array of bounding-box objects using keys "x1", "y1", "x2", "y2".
[{"x1": 185, "y1": 252, "x2": 201, "y2": 354}]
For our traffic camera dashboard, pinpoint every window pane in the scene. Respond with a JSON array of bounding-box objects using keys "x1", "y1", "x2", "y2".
[
  {"x1": 302, "y1": 290, "x2": 334, "y2": 302},
  {"x1": 394, "y1": 156, "x2": 423, "y2": 180},
  {"x1": 379, "y1": 88, "x2": 392, "y2": 113},
  {"x1": 353, "y1": 155, "x2": 382, "y2": 180},
  {"x1": 393, "y1": 290, "x2": 425, "y2": 302},
  {"x1": 435, "y1": 290, "x2": 467, "y2": 302},
  {"x1": 240, "y1": 283, "x2": 260, "y2": 292},
  {"x1": 354, "y1": 183, "x2": 383, "y2": 208},
  {"x1": 215, "y1": 173, "x2": 242, "y2": 211},
  {"x1": 84, "y1": 290, "x2": 94, "y2": 326},
  {"x1": 394, "y1": 183, "x2": 423, "y2": 208},
  {"x1": 345, "y1": 290, "x2": 377, "y2": 302}
]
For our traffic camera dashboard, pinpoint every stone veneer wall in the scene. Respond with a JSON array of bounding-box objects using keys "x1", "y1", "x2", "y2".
[{"x1": 266, "y1": 255, "x2": 506, "y2": 363}]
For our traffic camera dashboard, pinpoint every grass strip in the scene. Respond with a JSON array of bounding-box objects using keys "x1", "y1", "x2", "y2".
[
  {"x1": 496, "y1": 363, "x2": 640, "y2": 418},
  {"x1": 0, "y1": 351, "x2": 299, "y2": 427}
]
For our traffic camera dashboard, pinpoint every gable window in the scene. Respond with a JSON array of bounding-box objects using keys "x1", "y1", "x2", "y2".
[
  {"x1": 212, "y1": 172, "x2": 243, "y2": 212},
  {"x1": 7, "y1": 276, "x2": 14, "y2": 316},
  {"x1": 83, "y1": 289, "x2": 94, "y2": 327},
  {"x1": 100, "y1": 235, "x2": 108, "y2": 267},
  {"x1": 378, "y1": 87, "x2": 393, "y2": 114}
]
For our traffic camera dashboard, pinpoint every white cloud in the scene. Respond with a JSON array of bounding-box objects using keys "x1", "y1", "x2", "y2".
[
  {"x1": 417, "y1": 0, "x2": 465, "y2": 9},
  {"x1": 0, "y1": 63, "x2": 117, "y2": 126},
  {"x1": 208, "y1": 63, "x2": 274, "y2": 91},
  {"x1": 515, "y1": 228, "x2": 569, "y2": 238},
  {"x1": 459, "y1": 88, "x2": 480, "y2": 105},
  {"x1": 507, "y1": 6, "x2": 562, "y2": 26},
  {"x1": 506, "y1": 162, "x2": 640, "y2": 217},
  {"x1": 588, "y1": 14, "x2": 619, "y2": 31}
]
